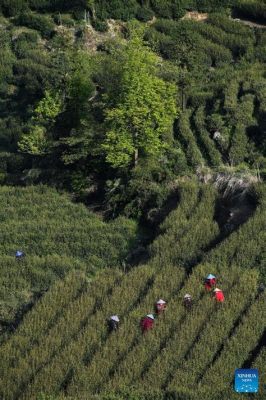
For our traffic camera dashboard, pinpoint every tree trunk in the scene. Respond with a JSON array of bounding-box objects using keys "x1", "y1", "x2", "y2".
[
  {"x1": 134, "y1": 130, "x2": 138, "y2": 167},
  {"x1": 134, "y1": 148, "x2": 138, "y2": 167},
  {"x1": 181, "y1": 88, "x2": 186, "y2": 111}
]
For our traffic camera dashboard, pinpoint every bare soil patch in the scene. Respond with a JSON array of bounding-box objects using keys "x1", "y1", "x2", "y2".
[{"x1": 182, "y1": 11, "x2": 208, "y2": 22}]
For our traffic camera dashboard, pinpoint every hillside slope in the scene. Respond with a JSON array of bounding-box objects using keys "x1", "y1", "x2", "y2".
[
  {"x1": 0, "y1": 183, "x2": 265, "y2": 400},
  {"x1": 0, "y1": 186, "x2": 138, "y2": 332}
]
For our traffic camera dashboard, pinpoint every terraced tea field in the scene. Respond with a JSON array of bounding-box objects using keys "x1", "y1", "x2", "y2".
[{"x1": 0, "y1": 184, "x2": 265, "y2": 400}]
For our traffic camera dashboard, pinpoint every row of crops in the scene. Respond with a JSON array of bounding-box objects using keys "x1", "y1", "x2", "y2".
[
  {"x1": 175, "y1": 71, "x2": 265, "y2": 169},
  {"x1": 176, "y1": 77, "x2": 263, "y2": 169},
  {"x1": 0, "y1": 186, "x2": 138, "y2": 326},
  {"x1": 0, "y1": 183, "x2": 265, "y2": 399},
  {"x1": 145, "y1": 13, "x2": 266, "y2": 172},
  {"x1": 0, "y1": 186, "x2": 137, "y2": 262}
]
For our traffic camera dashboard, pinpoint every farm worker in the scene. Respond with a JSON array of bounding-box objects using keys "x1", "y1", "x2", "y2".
[
  {"x1": 183, "y1": 294, "x2": 193, "y2": 309},
  {"x1": 204, "y1": 274, "x2": 216, "y2": 291},
  {"x1": 15, "y1": 250, "x2": 24, "y2": 260},
  {"x1": 213, "y1": 288, "x2": 225, "y2": 302},
  {"x1": 141, "y1": 314, "x2": 155, "y2": 333},
  {"x1": 155, "y1": 299, "x2": 167, "y2": 315},
  {"x1": 258, "y1": 284, "x2": 265, "y2": 293},
  {"x1": 107, "y1": 315, "x2": 119, "y2": 332}
]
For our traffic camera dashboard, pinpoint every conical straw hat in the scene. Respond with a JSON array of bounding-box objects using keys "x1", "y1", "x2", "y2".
[{"x1": 110, "y1": 315, "x2": 119, "y2": 322}]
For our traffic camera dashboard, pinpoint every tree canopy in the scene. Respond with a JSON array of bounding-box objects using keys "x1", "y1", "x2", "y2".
[{"x1": 102, "y1": 35, "x2": 178, "y2": 168}]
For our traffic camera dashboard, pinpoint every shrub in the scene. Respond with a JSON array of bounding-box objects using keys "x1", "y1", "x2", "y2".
[
  {"x1": 195, "y1": 0, "x2": 233, "y2": 12},
  {"x1": 194, "y1": 21, "x2": 253, "y2": 59},
  {"x1": 136, "y1": 7, "x2": 154, "y2": 22},
  {"x1": 94, "y1": 0, "x2": 139, "y2": 21},
  {"x1": 150, "y1": 0, "x2": 186, "y2": 20},
  {"x1": 1, "y1": 0, "x2": 27, "y2": 17},
  {"x1": 233, "y1": 1, "x2": 266, "y2": 24},
  {"x1": 176, "y1": 110, "x2": 203, "y2": 168},
  {"x1": 229, "y1": 123, "x2": 248, "y2": 165},
  {"x1": 14, "y1": 12, "x2": 55, "y2": 39},
  {"x1": 207, "y1": 12, "x2": 254, "y2": 36},
  {"x1": 13, "y1": 32, "x2": 40, "y2": 58},
  {"x1": 92, "y1": 18, "x2": 108, "y2": 32},
  {"x1": 53, "y1": 14, "x2": 75, "y2": 27},
  {"x1": 0, "y1": 152, "x2": 29, "y2": 173},
  {"x1": 104, "y1": 158, "x2": 174, "y2": 221},
  {"x1": 193, "y1": 107, "x2": 222, "y2": 167}
]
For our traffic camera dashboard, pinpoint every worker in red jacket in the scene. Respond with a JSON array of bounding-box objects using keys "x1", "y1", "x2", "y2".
[
  {"x1": 155, "y1": 299, "x2": 167, "y2": 315},
  {"x1": 141, "y1": 314, "x2": 155, "y2": 333},
  {"x1": 213, "y1": 288, "x2": 225, "y2": 302},
  {"x1": 204, "y1": 274, "x2": 216, "y2": 291}
]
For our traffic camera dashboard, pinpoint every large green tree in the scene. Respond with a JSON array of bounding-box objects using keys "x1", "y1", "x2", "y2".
[{"x1": 102, "y1": 35, "x2": 178, "y2": 169}]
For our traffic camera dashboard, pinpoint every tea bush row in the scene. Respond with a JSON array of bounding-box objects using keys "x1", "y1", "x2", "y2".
[
  {"x1": 19, "y1": 265, "x2": 155, "y2": 399},
  {"x1": 193, "y1": 107, "x2": 222, "y2": 167},
  {"x1": 168, "y1": 269, "x2": 259, "y2": 389},
  {"x1": 68, "y1": 264, "x2": 186, "y2": 396},
  {"x1": 200, "y1": 292, "x2": 266, "y2": 392},
  {"x1": 0, "y1": 269, "x2": 123, "y2": 400}
]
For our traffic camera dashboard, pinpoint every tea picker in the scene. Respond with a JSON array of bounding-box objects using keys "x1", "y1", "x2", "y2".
[
  {"x1": 15, "y1": 250, "x2": 25, "y2": 260},
  {"x1": 107, "y1": 315, "x2": 120, "y2": 332}
]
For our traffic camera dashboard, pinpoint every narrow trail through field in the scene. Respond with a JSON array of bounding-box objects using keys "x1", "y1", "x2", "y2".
[
  {"x1": 183, "y1": 11, "x2": 266, "y2": 29},
  {"x1": 242, "y1": 329, "x2": 266, "y2": 369},
  {"x1": 230, "y1": 17, "x2": 266, "y2": 29}
]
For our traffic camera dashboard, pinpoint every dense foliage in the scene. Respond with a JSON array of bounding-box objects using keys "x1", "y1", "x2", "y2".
[
  {"x1": 233, "y1": 1, "x2": 266, "y2": 24},
  {"x1": 0, "y1": 2, "x2": 266, "y2": 220},
  {"x1": 0, "y1": 2, "x2": 265, "y2": 399}
]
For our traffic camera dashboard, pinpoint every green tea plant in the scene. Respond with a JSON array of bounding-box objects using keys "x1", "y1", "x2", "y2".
[
  {"x1": 193, "y1": 107, "x2": 222, "y2": 167},
  {"x1": 158, "y1": 182, "x2": 200, "y2": 233},
  {"x1": 223, "y1": 79, "x2": 240, "y2": 114},
  {"x1": 194, "y1": 21, "x2": 254, "y2": 58},
  {"x1": 205, "y1": 191, "x2": 266, "y2": 273},
  {"x1": 137, "y1": 266, "x2": 242, "y2": 391},
  {"x1": 233, "y1": 1, "x2": 266, "y2": 24},
  {"x1": 0, "y1": 269, "x2": 123, "y2": 400},
  {"x1": 150, "y1": 185, "x2": 219, "y2": 268},
  {"x1": 177, "y1": 111, "x2": 204, "y2": 168},
  {"x1": 200, "y1": 292, "x2": 266, "y2": 392},
  {"x1": 168, "y1": 269, "x2": 259, "y2": 389},
  {"x1": 0, "y1": 183, "x2": 265, "y2": 400},
  {"x1": 20, "y1": 265, "x2": 155, "y2": 399},
  {"x1": 250, "y1": 348, "x2": 266, "y2": 399},
  {"x1": 67, "y1": 264, "x2": 186, "y2": 396},
  {"x1": 0, "y1": 270, "x2": 87, "y2": 370},
  {"x1": 206, "y1": 13, "x2": 255, "y2": 37},
  {"x1": 0, "y1": 186, "x2": 138, "y2": 325}
]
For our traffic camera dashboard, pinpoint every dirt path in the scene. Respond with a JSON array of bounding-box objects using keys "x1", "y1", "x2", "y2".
[
  {"x1": 230, "y1": 17, "x2": 266, "y2": 29},
  {"x1": 182, "y1": 11, "x2": 266, "y2": 29}
]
